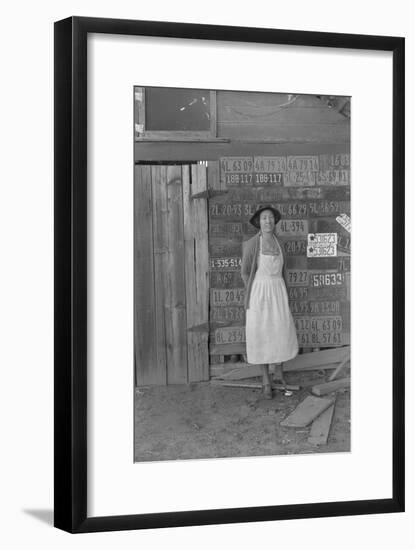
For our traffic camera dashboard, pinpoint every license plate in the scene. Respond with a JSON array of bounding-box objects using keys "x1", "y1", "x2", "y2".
[
  {"x1": 210, "y1": 257, "x2": 242, "y2": 271},
  {"x1": 210, "y1": 222, "x2": 243, "y2": 236},
  {"x1": 210, "y1": 306, "x2": 245, "y2": 323},
  {"x1": 214, "y1": 326, "x2": 246, "y2": 345},
  {"x1": 254, "y1": 156, "x2": 287, "y2": 172},
  {"x1": 294, "y1": 316, "x2": 343, "y2": 333},
  {"x1": 286, "y1": 270, "x2": 309, "y2": 286},
  {"x1": 284, "y1": 171, "x2": 317, "y2": 186},
  {"x1": 319, "y1": 153, "x2": 350, "y2": 169},
  {"x1": 278, "y1": 219, "x2": 308, "y2": 236},
  {"x1": 310, "y1": 272, "x2": 345, "y2": 287},
  {"x1": 307, "y1": 233, "x2": 338, "y2": 257},
  {"x1": 211, "y1": 288, "x2": 245, "y2": 306},
  {"x1": 298, "y1": 332, "x2": 343, "y2": 346},
  {"x1": 318, "y1": 170, "x2": 350, "y2": 185},
  {"x1": 287, "y1": 155, "x2": 319, "y2": 171},
  {"x1": 210, "y1": 271, "x2": 244, "y2": 288},
  {"x1": 220, "y1": 157, "x2": 254, "y2": 174}
]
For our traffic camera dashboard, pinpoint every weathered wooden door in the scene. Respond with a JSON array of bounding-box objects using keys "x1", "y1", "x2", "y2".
[{"x1": 135, "y1": 164, "x2": 209, "y2": 385}]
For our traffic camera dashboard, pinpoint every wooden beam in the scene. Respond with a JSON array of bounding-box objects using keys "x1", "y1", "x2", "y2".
[
  {"x1": 209, "y1": 343, "x2": 246, "y2": 355},
  {"x1": 214, "y1": 361, "x2": 342, "y2": 380},
  {"x1": 280, "y1": 396, "x2": 335, "y2": 428},
  {"x1": 308, "y1": 402, "x2": 336, "y2": 445},
  {"x1": 311, "y1": 377, "x2": 350, "y2": 396},
  {"x1": 191, "y1": 189, "x2": 229, "y2": 200}
]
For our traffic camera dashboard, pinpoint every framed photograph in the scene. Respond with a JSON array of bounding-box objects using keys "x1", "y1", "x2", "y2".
[{"x1": 54, "y1": 16, "x2": 405, "y2": 533}]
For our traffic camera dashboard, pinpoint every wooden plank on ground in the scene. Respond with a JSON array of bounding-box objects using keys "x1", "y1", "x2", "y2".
[
  {"x1": 165, "y1": 165, "x2": 188, "y2": 384},
  {"x1": 311, "y1": 377, "x2": 350, "y2": 396},
  {"x1": 283, "y1": 346, "x2": 350, "y2": 372},
  {"x1": 150, "y1": 165, "x2": 168, "y2": 385},
  {"x1": 134, "y1": 165, "x2": 157, "y2": 385},
  {"x1": 280, "y1": 396, "x2": 335, "y2": 428},
  {"x1": 308, "y1": 402, "x2": 335, "y2": 445},
  {"x1": 219, "y1": 363, "x2": 262, "y2": 379},
  {"x1": 183, "y1": 165, "x2": 209, "y2": 382}
]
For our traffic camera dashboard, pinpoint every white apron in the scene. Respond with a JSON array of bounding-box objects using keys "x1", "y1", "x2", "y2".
[{"x1": 246, "y1": 235, "x2": 299, "y2": 364}]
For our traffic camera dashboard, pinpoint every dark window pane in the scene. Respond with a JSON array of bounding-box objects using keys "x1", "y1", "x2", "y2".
[{"x1": 145, "y1": 88, "x2": 211, "y2": 131}]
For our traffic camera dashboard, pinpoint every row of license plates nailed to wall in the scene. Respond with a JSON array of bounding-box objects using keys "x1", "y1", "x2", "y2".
[
  {"x1": 220, "y1": 155, "x2": 350, "y2": 186},
  {"x1": 212, "y1": 320, "x2": 346, "y2": 347},
  {"x1": 209, "y1": 235, "x2": 350, "y2": 262},
  {"x1": 209, "y1": 201, "x2": 350, "y2": 220}
]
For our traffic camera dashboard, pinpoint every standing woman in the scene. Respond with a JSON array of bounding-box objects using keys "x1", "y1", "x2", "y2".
[{"x1": 241, "y1": 205, "x2": 299, "y2": 399}]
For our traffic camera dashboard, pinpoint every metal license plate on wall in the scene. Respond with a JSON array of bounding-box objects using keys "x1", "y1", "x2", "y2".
[
  {"x1": 319, "y1": 153, "x2": 350, "y2": 169},
  {"x1": 284, "y1": 171, "x2": 317, "y2": 186},
  {"x1": 210, "y1": 271, "x2": 244, "y2": 289},
  {"x1": 210, "y1": 222, "x2": 243, "y2": 236},
  {"x1": 318, "y1": 170, "x2": 350, "y2": 185},
  {"x1": 278, "y1": 219, "x2": 308, "y2": 236},
  {"x1": 210, "y1": 257, "x2": 242, "y2": 271},
  {"x1": 307, "y1": 233, "x2": 338, "y2": 257},
  {"x1": 297, "y1": 331, "x2": 343, "y2": 346},
  {"x1": 294, "y1": 316, "x2": 343, "y2": 333},
  {"x1": 210, "y1": 306, "x2": 245, "y2": 323},
  {"x1": 289, "y1": 300, "x2": 342, "y2": 315},
  {"x1": 211, "y1": 288, "x2": 245, "y2": 306},
  {"x1": 213, "y1": 326, "x2": 246, "y2": 345},
  {"x1": 281, "y1": 239, "x2": 307, "y2": 256},
  {"x1": 310, "y1": 271, "x2": 345, "y2": 287},
  {"x1": 285, "y1": 270, "x2": 309, "y2": 286},
  {"x1": 294, "y1": 315, "x2": 344, "y2": 345}
]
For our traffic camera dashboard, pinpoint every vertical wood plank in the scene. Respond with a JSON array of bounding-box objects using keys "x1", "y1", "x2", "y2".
[
  {"x1": 134, "y1": 165, "x2": 157, "y2": 385},
  {"x1": 150, "y1": 165, "x2": 168, "y2": 385},
  {"x1": 207, "y1": 160, "x2": 223, "y2": 190},
  {"x1": 165, "y1": 165, "x2": 188, "y2": 384},
  {"x1": 183, "y1": 165, "x2": 209, "y2": 382}
]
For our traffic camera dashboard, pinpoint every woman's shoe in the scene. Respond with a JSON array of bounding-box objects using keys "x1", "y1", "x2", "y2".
[{"x1": 262, "y1": 384, "x2": 273, "y2": 399}]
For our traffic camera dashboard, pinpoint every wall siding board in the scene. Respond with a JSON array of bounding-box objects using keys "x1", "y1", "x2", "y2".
[
  {"x1": 150, "y1": 165, "x2": 168, "y2": 385},
  {"x1": 183, "y1": 165, "x2": 209, "y2": 382},
  {"x1": 134, "y1": 165, "x2": 158, "y2": 385},
  {"x1": 165, "y1": 166, "x2": 188, "y2": 384}
]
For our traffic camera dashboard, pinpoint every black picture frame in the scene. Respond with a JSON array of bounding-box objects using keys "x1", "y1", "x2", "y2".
[{"x1": 54, "y1": 16, "x2": 405, "y2": 533}]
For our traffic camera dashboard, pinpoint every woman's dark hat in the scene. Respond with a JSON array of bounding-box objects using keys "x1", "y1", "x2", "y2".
[{"x1": 249, "y1": 204, "x2": 282, "y2": 229}]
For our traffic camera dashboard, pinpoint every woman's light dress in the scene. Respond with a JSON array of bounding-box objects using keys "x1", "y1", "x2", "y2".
[{"x1": 246, "y1": 235, "x2": 299, "y2": 364}]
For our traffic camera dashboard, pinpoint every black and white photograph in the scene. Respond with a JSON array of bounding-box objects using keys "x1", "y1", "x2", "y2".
[
  {"x1": 0, "y1": 0, "x2": 409, "y2": 543},
  {"x1": 134, "y1": 86, "x2": 351, "y2": 462}
]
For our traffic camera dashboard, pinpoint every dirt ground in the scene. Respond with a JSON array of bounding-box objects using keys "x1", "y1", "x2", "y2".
[{"x1": 134, "y1": 367, "x2": 350, "y2": 462}]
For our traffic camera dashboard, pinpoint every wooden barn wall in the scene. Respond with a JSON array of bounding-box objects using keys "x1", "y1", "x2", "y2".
[
  {"x1": 134, "y1": 91, "x2": 350, "y2": 370},
  {"x1": 208, "y1": 153, "x2": 350, "y2": 357}
]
